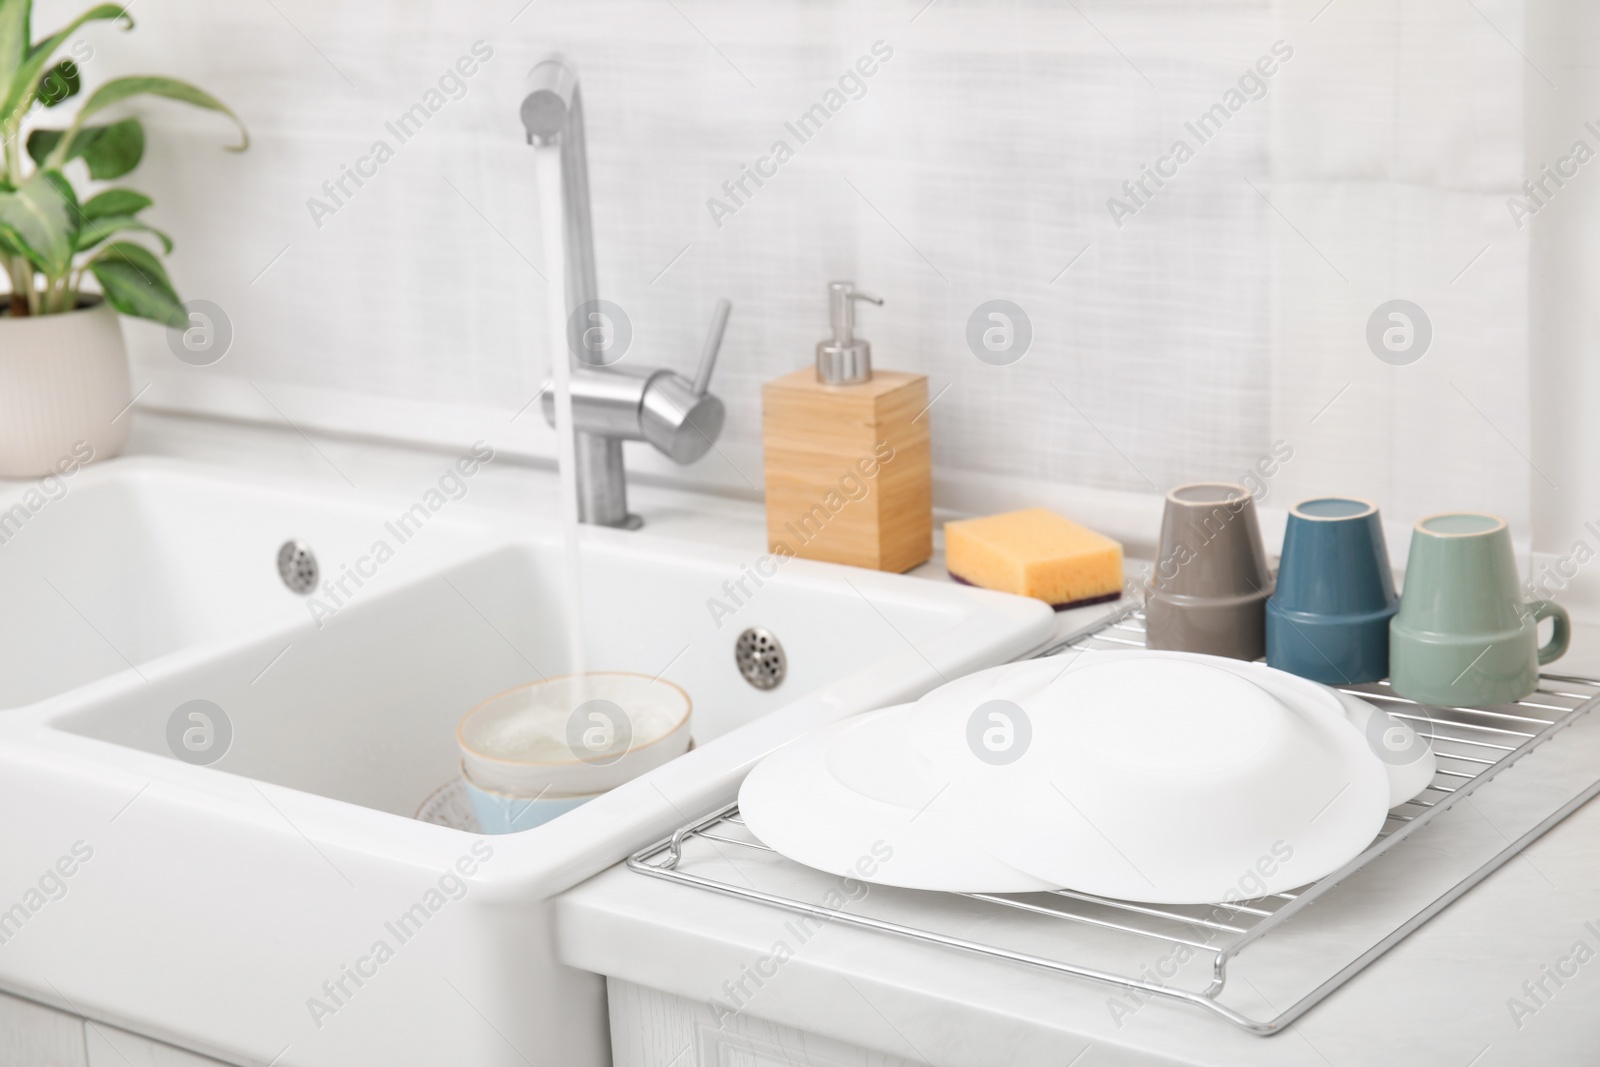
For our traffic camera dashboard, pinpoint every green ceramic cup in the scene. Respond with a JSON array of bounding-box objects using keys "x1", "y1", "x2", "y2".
[{"x1": 1390, "y1": 513, "x2": 1570, "y2": 706}]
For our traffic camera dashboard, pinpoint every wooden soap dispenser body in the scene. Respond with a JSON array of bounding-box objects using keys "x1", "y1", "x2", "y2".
[{"x1": 761, "y1": 281, "x2": 933, "y2": 573}]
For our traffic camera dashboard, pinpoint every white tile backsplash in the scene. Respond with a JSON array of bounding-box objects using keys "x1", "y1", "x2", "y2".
[{"x1": 24, "y1": 0, "x2": 1529, "y2": 531}]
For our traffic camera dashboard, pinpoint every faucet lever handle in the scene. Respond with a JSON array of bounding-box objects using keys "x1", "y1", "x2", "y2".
[{"x1": 693, "y1": 298, "x2": 733, "y2": 396}]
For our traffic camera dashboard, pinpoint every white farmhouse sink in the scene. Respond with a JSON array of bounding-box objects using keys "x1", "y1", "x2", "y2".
[
  {"x1": 0, "y1": 458, "x2": 1052, "y2": 1067},
  {"x1": 0, "y1": 458, "x2": 492, "y2": 709}
]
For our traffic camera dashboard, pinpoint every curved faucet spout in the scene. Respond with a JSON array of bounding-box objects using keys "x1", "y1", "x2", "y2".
[
  {"x1": 526, "y1": 56, "x2": 620, "y2": 523},
  {"x1": 523, "y1": 54, "x2": 732, "y2": 530},
  {"x1": 521, "y1": 58, "x2": 579, "y2": 145},
  {"x1": 522, "y1": 56, "x2": 599, "y2": 322}
]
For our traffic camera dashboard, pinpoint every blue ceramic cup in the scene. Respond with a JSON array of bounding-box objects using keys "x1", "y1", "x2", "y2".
[
  {"x1": 461, "y1": 770, "x2": 598, "y2": 833},
  {"x1": 1266, "y1": 497, "x2": 1398, "y2": 684}
]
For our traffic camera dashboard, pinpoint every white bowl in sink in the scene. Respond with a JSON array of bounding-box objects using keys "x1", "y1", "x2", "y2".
[{"x1": 457, "y1": 672, "x2": 692, "y2": 798}]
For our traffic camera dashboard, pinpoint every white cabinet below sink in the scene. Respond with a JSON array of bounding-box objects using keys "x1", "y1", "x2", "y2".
[
  {"x1": 0, "y1": 990, "x2": 233, "y2": 1067},
  {"x1": 85, "y1": 1025, "x2": 233, "y2": 1067},
  {"x1": 0, "y1": 990, "x2": 86, "y2": 1067},
  {"x1": 608, "y1": 980, "x2": 925, "y2": 1067}
]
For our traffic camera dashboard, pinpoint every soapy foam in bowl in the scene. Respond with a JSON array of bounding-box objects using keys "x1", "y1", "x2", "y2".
[{"x1": 458, "y1": 672, "x2": 692, "y2": 796}]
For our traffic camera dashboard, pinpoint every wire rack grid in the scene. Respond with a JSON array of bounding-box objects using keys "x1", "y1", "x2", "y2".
[{"x1": 628, "y1": 604, "x2": 1600, "y2": 1035}]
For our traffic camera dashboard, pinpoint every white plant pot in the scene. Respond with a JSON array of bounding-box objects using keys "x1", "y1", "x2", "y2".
[{"x1": 0, "y1": 298, "x2": 132, "y2": 477}]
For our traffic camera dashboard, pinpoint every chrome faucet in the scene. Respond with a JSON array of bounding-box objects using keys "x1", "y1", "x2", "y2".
[{"x1": 521, "y1": 56, "x2": 730, "y2": 529}]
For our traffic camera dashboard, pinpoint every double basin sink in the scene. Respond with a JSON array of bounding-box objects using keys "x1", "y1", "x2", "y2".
[{"x1": 0, "y1": 457, "x2": 1052, "y2": 1067}]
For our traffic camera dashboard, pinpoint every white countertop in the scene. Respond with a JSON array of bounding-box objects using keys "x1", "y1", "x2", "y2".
[{"x1": 119, "y1": 412, "x2": 1600, "y2": 1067}]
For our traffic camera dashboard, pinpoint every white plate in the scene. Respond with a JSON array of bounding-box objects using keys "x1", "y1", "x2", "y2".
[
  {"x1": 739, "y1": 704, "x2": 1058, "y2": 893},
  {"x1": 1131, "y1": 654, "x2": 1436, "y2": 809},
  {"x1": 908, "y1": 652, "x2": 1390, "y2": 904},
  {"x1": 1329, "y1": 688, "x2": 1436, "y2": 807},
  {"x1": 911, "y1": 652, "x2": 1434, "y2": 810}
]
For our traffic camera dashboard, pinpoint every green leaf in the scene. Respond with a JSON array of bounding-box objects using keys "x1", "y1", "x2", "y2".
[
  {"x1": 74, "y1": 74, "x2": 246, "y2": 151},
  {"x1": 23, "y1": 124, "x2": 56, "y2": 164},
  {"x1": 75, "y1": 213, "x2": 170, "y2": 253},
  {"x1": 0, "y1": 1, "x2": 30, "y2": 103},
  {"x1": 0, "y1": 170, "x2": 74, "y2": 275},
  {"x1": 23, "y1": 124, "x2": 54, "y2": 163},
  {"x1": 40, "y1": 166, "x2": 79, "y2": 256},
  {"x1": 0, "y1": 4, "x2": 129, "y2": 133},
  {"x1": 88, "y1": 240, "x2": 181, "y2": 325},
  {"x1": 40, "y1": 166, "x2": 76, "y2": 209},
  {"x1": 81, "y1": 186, "x2": 149, "y2": 220},
  {"x1": 27, "y1": 117, "x2": 143, "y2": 178},
  {"x1": 0, "y1": 174, "x2": 14, "y2": 258},
  {"x1": 36, "y1": 57, "x2": 79, "y2": 106},
  {"x1": 80, "y1": 118, "x2": 143, "y2": 178}
]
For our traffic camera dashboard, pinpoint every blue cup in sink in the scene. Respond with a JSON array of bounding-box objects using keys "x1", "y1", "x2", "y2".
[{"x1": 460, "y1": 769, "x2": 598, "y2": 833}]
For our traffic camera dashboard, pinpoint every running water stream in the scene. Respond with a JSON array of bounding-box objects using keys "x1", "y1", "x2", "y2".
[{"x1": 533, "y1": 144, "x2": 589, "y2": 686}]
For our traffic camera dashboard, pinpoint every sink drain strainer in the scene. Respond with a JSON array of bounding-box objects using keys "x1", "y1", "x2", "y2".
[
  {"x1": 277, "y1": 540, "x2": 319, "y2": 595},
  {"x1": 735, "y1": 627, "x2": 786, "y2": 691}
]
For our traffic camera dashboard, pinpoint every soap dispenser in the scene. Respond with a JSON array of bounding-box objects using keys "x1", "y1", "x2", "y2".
[{"x1": 761, "y1": 281, "x2": 933, "y2": 572}]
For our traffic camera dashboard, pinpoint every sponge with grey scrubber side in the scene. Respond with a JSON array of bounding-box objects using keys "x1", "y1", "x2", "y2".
[{"x1": 945, "y1": 508, "x2": 1124, "y2": 610}]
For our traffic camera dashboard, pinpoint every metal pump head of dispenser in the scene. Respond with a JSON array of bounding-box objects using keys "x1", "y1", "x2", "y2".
[{"x1": 815, "y1": 281, "x2": 884, "y2": 385}]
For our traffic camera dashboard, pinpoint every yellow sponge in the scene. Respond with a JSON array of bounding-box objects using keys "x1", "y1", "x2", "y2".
[{"x1": 945, "y1": 508, "x2": 1123, "y2": 609}]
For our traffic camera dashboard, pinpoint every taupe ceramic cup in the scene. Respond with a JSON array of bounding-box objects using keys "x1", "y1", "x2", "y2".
[
  {"x1": 1389, "y1": 513, "x2": 1570, "y2": 706},
  {"x1": 1145, "y1": 483, "x2": 1275, "y2": 660}
]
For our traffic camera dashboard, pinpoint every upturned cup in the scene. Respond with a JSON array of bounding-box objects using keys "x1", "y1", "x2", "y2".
[
  {"x1": 1389, "y1": 513, "x2": 1570, "y2": 706},
  {"x1": 1145, "y1": 483, "x2": 1274, "y2": 660},
  {"x1": 1266, "y1": 497, "x2": 1398, "y2": 684}
]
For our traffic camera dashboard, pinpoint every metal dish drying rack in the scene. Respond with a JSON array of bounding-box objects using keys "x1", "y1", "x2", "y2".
[{"x1": 628, "y1": 604, "x2": 1600, "y2": 1035}]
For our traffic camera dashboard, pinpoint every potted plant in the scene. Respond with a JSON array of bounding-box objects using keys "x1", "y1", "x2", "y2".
[{"x1": 0, "y1": 1, "x2": 246, "y2": 477}]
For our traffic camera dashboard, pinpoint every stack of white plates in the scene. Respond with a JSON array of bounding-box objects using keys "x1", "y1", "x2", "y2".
[{"x1": 739, "y1": 650, "x2": 1435, "y2": 904}]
